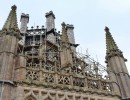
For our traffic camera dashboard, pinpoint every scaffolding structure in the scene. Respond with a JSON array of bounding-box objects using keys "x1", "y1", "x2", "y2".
[{"x1": 20, "y1": 26, "x2": 109, "y2": 81}]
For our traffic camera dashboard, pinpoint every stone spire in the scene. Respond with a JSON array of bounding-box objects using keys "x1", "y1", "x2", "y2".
[
  {"x1": 105, "y1": 26, "x2": 124, "y2": 62},
  {"x1": 0, "y1": 5, "x2": 21, "y2": 100},
  {"x1": 105, "y1": 26, "x2": 119, "y2": 53},
  {"x1": 2, "y1": 5, "x2": 19, "y2": 33},
  {"x1": 105, "y1": 27, "x2": 130, "y2": 99}
]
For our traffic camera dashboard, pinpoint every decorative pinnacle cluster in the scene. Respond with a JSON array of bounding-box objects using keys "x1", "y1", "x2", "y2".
[{"x1": 2, "y1": 5, "x2": 19, "y2": 32}]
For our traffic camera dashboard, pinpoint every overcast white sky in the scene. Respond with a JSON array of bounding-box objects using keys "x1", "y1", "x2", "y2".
[{"x1": 0, "y1": 0, "x2": 130, "y2": 72}]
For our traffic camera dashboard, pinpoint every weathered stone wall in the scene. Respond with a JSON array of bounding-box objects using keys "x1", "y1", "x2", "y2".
[{"x1": 14, "y1": 85, "x2": 120, "y2": 100}]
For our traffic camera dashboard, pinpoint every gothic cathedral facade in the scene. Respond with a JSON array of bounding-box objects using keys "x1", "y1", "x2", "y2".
[{"x1": 0, "y1": 5, "x2": 130, "y2": 100}]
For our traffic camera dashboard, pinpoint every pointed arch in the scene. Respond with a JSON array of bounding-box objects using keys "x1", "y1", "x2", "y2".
[
  {"x1": 43, "y1": 92, "x2": 55, "y2": 100},
  {"x1": 44, "y1": 97, "x2": 52, "y2": 100},
  {"x1": 44, "y1": 95, "x2": 53, "y2": 100},
  {"x1": 25, "y1": 95, "x2": 36, "y2": 100},
  {"x1": 60, "y1": 94, "x2": 69, "y2": 100}
]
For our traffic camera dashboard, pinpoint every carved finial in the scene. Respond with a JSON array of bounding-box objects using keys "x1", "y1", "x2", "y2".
[
  {"x1": 11, "y1": 5, "x2": 17, "y2": 10},
  {"x1": 45, "y1": 11, "x2": 55, "y2": 19},
  {"x1": 37, "y1": 26, "x2": 39, "y2": 29},
  {"x1": 58, "y1": 31, "x2": 60, "y2": 33},
  {"x1": 42, "y1": 25, "x2": 44, "y2": 29},
  {"x1": 31, "y1": 26, "x2": 34, "y2": 29},
  {"x1": 61, "y1": 22, "x2": 66, "y2": 27},
  {"x1": 105, "y1": 26, "x2": 109, "y2": 32}
]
